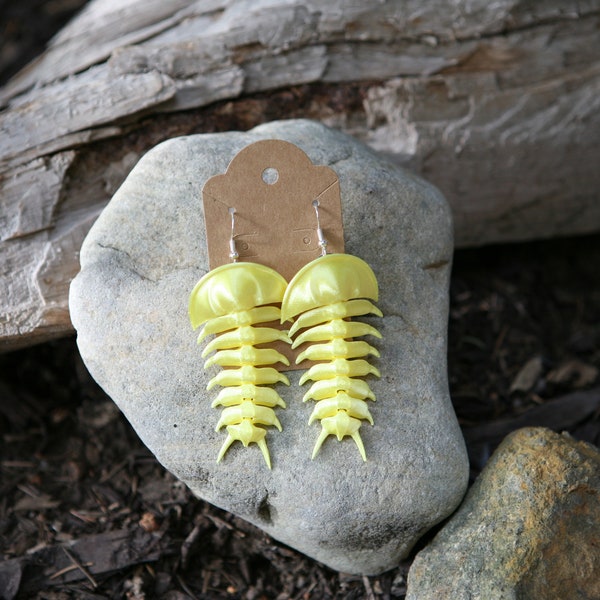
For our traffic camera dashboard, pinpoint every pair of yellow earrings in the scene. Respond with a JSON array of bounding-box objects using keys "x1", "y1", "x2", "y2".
[{"x1": 189, "y1": 201, "x2": 383, "y2": 469}]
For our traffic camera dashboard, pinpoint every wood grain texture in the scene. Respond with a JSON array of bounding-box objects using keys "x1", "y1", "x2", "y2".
[{"x1": 1, "y1": 0, "x2": 599, "y2": 349}]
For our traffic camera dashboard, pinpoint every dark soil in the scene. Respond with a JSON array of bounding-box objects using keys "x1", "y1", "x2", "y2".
[
  {"x1": 0, "y1": 0, "x2": 90, "y2": 86},
  {"x1": 1, "y1": 235, "x2": 599, "y2": 599}
]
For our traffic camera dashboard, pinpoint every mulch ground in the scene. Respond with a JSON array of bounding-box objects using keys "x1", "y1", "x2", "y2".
[{"x1": 1, "y1": 234, "x2": 599, "y2": 599}]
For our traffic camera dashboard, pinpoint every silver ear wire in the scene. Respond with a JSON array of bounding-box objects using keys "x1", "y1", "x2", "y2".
[
  {"x1": 228, "y1": 207, "x2": 239, "y2": 262},
  {"x1": 312, "y1": 199, "x2": 328, "y2": 257}
]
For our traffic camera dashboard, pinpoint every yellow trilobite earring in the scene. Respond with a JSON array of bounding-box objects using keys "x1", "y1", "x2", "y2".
[
  {"x1": 189, "y1": 208, "x2": 291, "y2": 469},
  {"x1": 281, "y1": 200, "x2": 383, "y2": 461}
]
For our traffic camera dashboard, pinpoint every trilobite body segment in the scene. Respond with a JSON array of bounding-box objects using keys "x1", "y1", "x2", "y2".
[
  {"x1": 189, "y1": 262, "x2": 290, "y2": 469},
  {"x1": 281, "y1": 254, "x2": 382, "y2": 461}
]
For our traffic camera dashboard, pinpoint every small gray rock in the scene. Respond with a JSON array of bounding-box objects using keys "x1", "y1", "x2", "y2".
[
  {"x1": 407, "y1": 427, "x2": 600, "y2": 599},
  {"x1": 69, "y1": 119, "x2": 468, "y2": 575}
]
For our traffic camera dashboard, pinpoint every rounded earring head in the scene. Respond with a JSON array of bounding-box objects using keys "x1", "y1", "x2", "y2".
[
  {"x1": 280, "y1": 253, "x2": 378, "y2": 323},
  {"x1": 189, "y1": 262, "x2": 287, "y2": 329}
]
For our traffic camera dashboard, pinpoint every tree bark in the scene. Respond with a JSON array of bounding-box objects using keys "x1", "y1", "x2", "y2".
[{"x1": 1, "y1": 0, "x2": 599, "y2": 350}]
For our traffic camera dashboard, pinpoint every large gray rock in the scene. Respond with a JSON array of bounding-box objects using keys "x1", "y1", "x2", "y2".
[
  {"x1": 69, "y1": 119, "x2": 468, "y2": 575},
  {"x1": 407, "y1": 427, "x2": 600, "y2": 599}
]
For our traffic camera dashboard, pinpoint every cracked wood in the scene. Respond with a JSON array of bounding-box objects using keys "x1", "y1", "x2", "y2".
[{"x1": 1, "y1": 0, "x2": 599, "y2": 350}]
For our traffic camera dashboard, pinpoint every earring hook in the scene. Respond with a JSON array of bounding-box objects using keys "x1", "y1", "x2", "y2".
[
  {"x1": 228, "y1": 207, "x2": 239, "y2": 262},
  {"x1": 312, "y1": 199, "x2": 328, "y2": 257}
]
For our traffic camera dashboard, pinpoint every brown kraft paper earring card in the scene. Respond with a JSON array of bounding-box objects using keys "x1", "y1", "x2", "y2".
[{"x1": 202, "y1": 139, "x2": 345, "y2": 369}]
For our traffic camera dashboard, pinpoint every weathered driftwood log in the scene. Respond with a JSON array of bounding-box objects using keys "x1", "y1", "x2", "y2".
[{"x1": 1, "y1": 0, "x2": 600, "y2": 350}]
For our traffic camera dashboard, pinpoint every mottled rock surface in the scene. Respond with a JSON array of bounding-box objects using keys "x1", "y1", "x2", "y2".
[
  {"x1": 69, "y1": 119, "x2": 468, "y2": 575},
  {"x1": 407, "y1": 427, "x2": 600, "y2": 599}
]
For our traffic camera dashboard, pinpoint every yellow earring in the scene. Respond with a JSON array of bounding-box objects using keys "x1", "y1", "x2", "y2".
[
  {"x1": 281, "y1": 201, "x2": 382, "y2": 461},
  {"x1": 189, "y1": 208, "x2": 291, "y2": 469}
]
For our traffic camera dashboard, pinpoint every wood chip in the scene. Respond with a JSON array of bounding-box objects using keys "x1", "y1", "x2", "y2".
[
  {"x1": 464, "y1": 387, "x2": 600, "y2": 465},
  {"x1": 547, "y1": 359, "x2": 599, "y2": 388},
  {"x1": 0, "y1": 527, "x2": 167, "y2": 596},
  {"x1": 509, "y1": 356, "x2": 544, "y2": 394}
]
